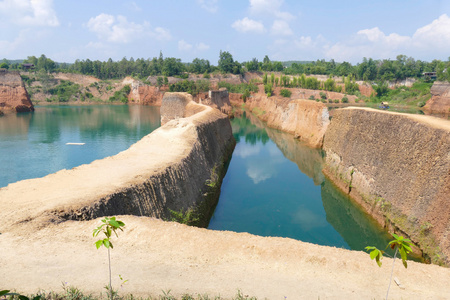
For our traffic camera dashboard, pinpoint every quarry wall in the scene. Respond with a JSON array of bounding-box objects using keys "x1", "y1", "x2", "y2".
[
  {"x1": 245, "y1": 90, "x2": 330, "y2": 148},
  {"x1": 0, "y1": 93, "x2": 235, "y2": 232},
  {"x1": 0, "y1": 69, "x2": 34, "y2": 113},
  {"x1": 424, "y1": 81, "x2": 450, "y2": 114},
  {"x1": 322, "y1": 107, "x2": 450, "y2": 265}
]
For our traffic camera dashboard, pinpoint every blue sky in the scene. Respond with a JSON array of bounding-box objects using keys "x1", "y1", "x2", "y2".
[{"x1": 1, "y1": 0, "x2": 450, "y2": 64}]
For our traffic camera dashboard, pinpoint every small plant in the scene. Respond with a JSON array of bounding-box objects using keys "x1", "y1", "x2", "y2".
[
  {"x1": 308, "y1": 95, "x2": 315, "y2": 100},
  {"x1": 341, "y1": 96, "x2": 349, "y2": 103},
  {"x1": 169, "y1": 208, "x2": 200, "y2": 226},
  {"x1": 320, "y1": 92, "x2": 327, "y2": 100},
  {"x1": 93, "y1": 217, "x2": 125, "y2": 300},
  {"x1": 0, "y1": 290, "x2": 41, "y2": 300},
  {"x1": 366, "y1": 233, "x2": 412, "y2": 299},
  {"x1": 280, "y1": 89, "x2": 291, "y2": 98}
]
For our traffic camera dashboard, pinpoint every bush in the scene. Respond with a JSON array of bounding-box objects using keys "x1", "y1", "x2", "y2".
[
  {"x1": 108, "y1": 85, "x2": 131, "y2": 103},
  {"x1": 280, "y1": 89, "x2": 292, "y2": 98},
  {"x1": 169, "y1": 80, "x2": 210, "y2": 96},
  {"x1": 334, "y1": 99, "x2": 339, "y2": 103},
  {"x1": 264, "y1": 84, "x2": 273, "y2": 96},
  {"x1": 320, "y1": 92, "x2": 327, "y2": 99},
  {"x1": 417, "y1": 101, "x2": 426, "y2": 107},
  {"x1": 341, "y1": 96, "x2": 349, "y2": 103},
  {"x1": 309, "y1": 95, "x2": 315, "y2": 100}
]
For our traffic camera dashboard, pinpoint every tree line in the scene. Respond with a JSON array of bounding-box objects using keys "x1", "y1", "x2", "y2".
[{"x1": 2, "y1": 52, "x2": 450, "y2": 82}]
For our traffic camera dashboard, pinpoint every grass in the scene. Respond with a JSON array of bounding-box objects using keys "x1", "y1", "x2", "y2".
[
  {"x1": 366, "y1": 80, "x2": 433, "y2": 107},
  {"x1": 1, "y1": 286, "x2": 261, "y2": 300}
]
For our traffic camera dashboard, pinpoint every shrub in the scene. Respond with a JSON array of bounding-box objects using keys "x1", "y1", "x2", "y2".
[
  {"x1": 264, "y1": 84, "x2": 273, "y2": 96},
  {"x1": 417, "y1": 101, "x2": 426, "y2": 107},
  {"x1": 280, "y1": 89, "x2": 291, "y2": 98},
  {"x1": 341, "y1": 96, "x2": 349, "y2": 103},
  {"x1": 320, "y1": 92, "x2": 327, "y2": 99},
  {"x1": 328, "y1": 99, "x2": 333, "y2": 103},
  {"x1": 308, "y1": 95, "x2": 315, "y2": 100},
  {"x1": 334, "y1": 99, "x2": 339, "y2": 103}
]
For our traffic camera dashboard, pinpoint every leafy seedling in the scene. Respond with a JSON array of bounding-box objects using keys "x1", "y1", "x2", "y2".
[
  {"x1": 93, "y1": 216, "x2": 125, "y2": 300},
  {"x1": 365, "y1": 233, "x2": 412, "y2": 300}
]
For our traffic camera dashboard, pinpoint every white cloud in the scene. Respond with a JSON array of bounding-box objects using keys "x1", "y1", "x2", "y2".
[
  {"x1": 0, "y1": 0, "x2": 59, "y2": 27},
  {"x1": 249, "y1": 0, "x2": 294, "y2": 21},
  {"x1": 413, "y1": 14, "x2": 450, "y2": 50},
  {"x1": 129, "y1": 1, "x2": 142, "y2": 12},
  {"x1": 197, "y1": 0, "x2": 218, "y2": 13},
  {"x1": 178, "y1": 40, "x2": 193, "y2": 51},
  {"x1": 153, "y1": 27, "x2": 172, "y2": 41},
  {"x1": 196, "y1": 42, "x2": 210, "y2": 51},
  {"x1": 86, "y1": 14, "x2": 171, "y2": 43},
  {"x1": 232, "y1": 17, "x2": 265, "y2": 33},
  {"x1": 271, "y1": 20, "x2": 293, "y2": 36}
]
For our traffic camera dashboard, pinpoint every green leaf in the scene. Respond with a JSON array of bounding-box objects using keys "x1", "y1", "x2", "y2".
[
  {"x1": 103, "y1": 239, "x2": 111, "y2": 248},
  {"x1": 32, "y1": 296, "x2": 42, "y2": 300},
  {"x1": 19, "y1": 295, "x2": 30, "y2": 300},
  {"x1": 0, "y1": 290, "x2": 10, "y2": 297},
  {"x1": 370, "y1": 250, "x2": 378, "y2": 260},
  {"x1": 95, "y1": 240, "x2": 103, "y2": 249},
  {"x1": 108, "y1": 219, "x2": 120, "y2": 228},
  {"x1": 402, "y1": 244, "x2": 412, "y2": 253},
  {"x1": 117, "y1": 221, "x2": 125, "y2": 227},
  {"x1": 375, "y1": 255, "x2": 382, "y2": 267}
]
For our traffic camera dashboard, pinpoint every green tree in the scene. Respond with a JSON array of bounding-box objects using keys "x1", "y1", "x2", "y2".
[
  {"x1": 218, "y1": 50, "x2": 234, "y2": 73},
  {"x1": 245, "y1": 58, "x2": 259, "y2": 72}
]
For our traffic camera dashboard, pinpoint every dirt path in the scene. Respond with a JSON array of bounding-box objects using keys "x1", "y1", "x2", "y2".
[{"x1": 1, "y1": 216, "x2": 449, "y2": 300}]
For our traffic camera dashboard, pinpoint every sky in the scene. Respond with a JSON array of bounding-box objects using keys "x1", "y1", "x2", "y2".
[{"x1": 1, "y1": 0, "x2": 450, "y2": 65}]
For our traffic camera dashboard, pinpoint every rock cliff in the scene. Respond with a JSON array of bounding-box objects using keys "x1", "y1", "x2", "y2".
[
  {"x1": 0, "y1": 93, "x2": 235, "y2": 231},
  {"x1": 246, "y1": 88, "x2": 330, "y2": 148},
  {"x1": 322, "y1": 107, "x2": 450, "y2": 265},
  {"x1": 0, "y1": 70, "x2": 34, "y2": 113},
  {"x1": 423, "y1": 81, "x2": 450, "y2": 114}
]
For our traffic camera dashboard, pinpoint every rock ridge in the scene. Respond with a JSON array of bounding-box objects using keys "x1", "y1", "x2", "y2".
[{"x1": 322, "y1": 107, "x2": 450, "y2": 265}]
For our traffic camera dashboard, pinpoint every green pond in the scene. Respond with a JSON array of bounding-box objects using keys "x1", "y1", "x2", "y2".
[
  {"x1": 208, "y1": 111, "x2": 393, "y2": 252},
  {"x1": 0, "y1": 105, "x2": 393, "y2": 253}
]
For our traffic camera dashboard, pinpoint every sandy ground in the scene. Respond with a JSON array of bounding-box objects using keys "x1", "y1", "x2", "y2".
[{"x1": 1, "y1": 215, "x2": 449, "y2": 300}]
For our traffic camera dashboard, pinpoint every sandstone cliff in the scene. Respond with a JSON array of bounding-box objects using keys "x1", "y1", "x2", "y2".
[
  {"x1": 0, "y1": 93, "x2": 235, "y2": 231},
  {"x1": 245, "y1": 88, "x2": 330, "y2": 148},
  {"x1": 423, "y1": 81, "x2": 450, "y2": 114},
  {"x1": 322, "y1": 107, "x2": 450, "y2": 265},
  {"x1": 0, "y1": 70, "x2": 34, "y2": 113}
]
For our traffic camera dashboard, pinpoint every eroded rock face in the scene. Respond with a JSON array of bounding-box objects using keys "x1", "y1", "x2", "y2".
[
  {"x1": 0, "y1": 70, "x2": 34, "y2": 113},
  {"x1": 322, "y1": 107, "x2": 450, "y2": 265},
  {"x1": 127, "y1": 79, "x2": 164, "y2": 106},
  {"x1": 423, "y1": 81, "x2": 450, "y2": 114},
  {"x1": 246, "y1": 90, "x2": 330, "y2": 148}
]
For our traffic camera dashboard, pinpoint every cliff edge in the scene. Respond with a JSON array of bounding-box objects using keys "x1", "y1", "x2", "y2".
[
  {"x1": 322, "y1": 107, "x2": 450, "y2": 265},
  {"x1": 0, "y1": 69, "x2": 34, "y2": 113},
  {"x1": 246, "y1": 87, "x2": 330, "y2": 148}
]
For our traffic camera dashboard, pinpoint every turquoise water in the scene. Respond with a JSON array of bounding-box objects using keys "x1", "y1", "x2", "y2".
[
  {"x1": 1, "y1": 105, "x2": 393, "y2": 252},
  {"x1": 0, "y1": 105, "x2": 160, "y2": 188},
  {"x1": 208, "y1": 112, "x2": 393, "y2": 251}
]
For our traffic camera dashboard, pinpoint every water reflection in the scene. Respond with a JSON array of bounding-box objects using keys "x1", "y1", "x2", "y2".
[
  {"x1": 209, "y1": 111, "x2": 392, "y2": 251},
  {"x1": 0, "y1": 105, "x2": 160, "y2": 187}
]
